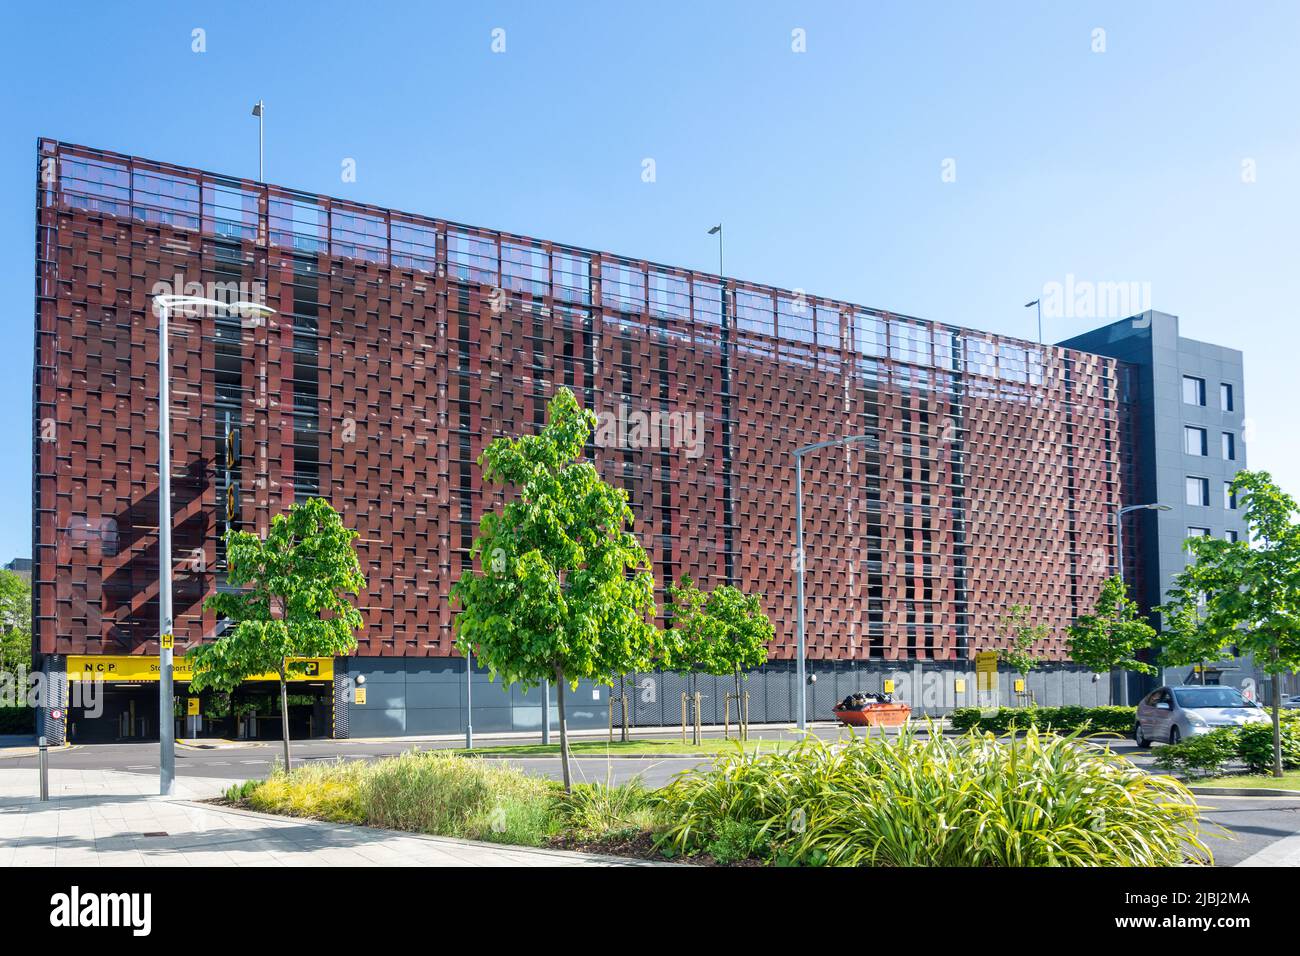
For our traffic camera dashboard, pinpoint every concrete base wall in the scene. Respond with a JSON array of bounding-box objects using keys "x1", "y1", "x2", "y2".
[{"x1": 337, "y1": 657, "x2": 1115, "y2": 739}]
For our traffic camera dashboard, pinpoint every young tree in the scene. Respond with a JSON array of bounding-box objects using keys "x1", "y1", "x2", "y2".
[
  {"x1": 1067, "y1": 575, "x2": 1157, "y2": 701},
  {"x1": 995, "y1": 605, "x2": 1048, "y2": 700},
  {"x1": 450, "y1": 387, "x2": 662, "y2": 791},
  {"x1": 1159, "y1": 471, "x2": 1300, "y2": 777},
  {"x1": 189, "y1": 497, "x2": 366, "y2": 771},
  {"x1": 0, "y1": 570, "x2": 32, "y2": 679},
  {"x1": 665, "y1": 576, "x2": 773, "y2": 741}
]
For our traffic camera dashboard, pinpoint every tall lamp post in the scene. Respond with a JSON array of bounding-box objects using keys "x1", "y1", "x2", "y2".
[
  {"x1": 153, "y1": 294, "x2": 274, "y2": 796},
  {"x1": 707, "y1": 223, "x2": 723, "y2": 275},
  {"x1": 1024, "y1": 298, "x2": 1042, "y2": 344},
  {"x1": 1115, "y1": 502, "x2": 1171, "y2": 704},
  {"x1": 793, "y1": 435, "x2": 875, "y2": 730},
  {"x1": 251, "y1": 101, "x2": 265, "y2": 181}
]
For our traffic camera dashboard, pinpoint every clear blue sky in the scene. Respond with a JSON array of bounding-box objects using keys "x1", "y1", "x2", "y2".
[{"x1": 2, "y1": 1, "x2": 1297, "y2": 562}]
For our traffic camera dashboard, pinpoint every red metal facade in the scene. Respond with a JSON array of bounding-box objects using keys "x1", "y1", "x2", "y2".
[{"x1": 33, "y1": 140, "x2": 1130, "y2": 663}]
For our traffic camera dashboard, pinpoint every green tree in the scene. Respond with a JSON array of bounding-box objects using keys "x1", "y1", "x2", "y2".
[
  {"x1": 665, "y1": 576, "x2": 773, "y2": 741},
  {"x1": 1159, "y1": 470, "x2": 1300, "y2": 777},
  {"x1": 450, "y1": 387, "x2": 662, "y2": 791},
  {"x1": 0, "y1": 570, "x2": 32, "y2": 679},
  {"x1": 995, "y1": 605, "x2": 1049, "y2": 698},
  {"x1": 1067, "y1": 575, "x2": 1158, "y2": 702},
  {"x1": 189, "y1": 497, "x2": 366, "y2": 771}
]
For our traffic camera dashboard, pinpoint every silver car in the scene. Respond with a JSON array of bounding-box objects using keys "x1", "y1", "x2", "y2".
[{"x1": 1134, "y1": 685, "x2": 1269, "y2": 746}]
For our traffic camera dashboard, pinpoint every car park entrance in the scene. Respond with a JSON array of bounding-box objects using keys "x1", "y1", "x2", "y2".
[{"x1": 62, "y1": 655, "x2": 336, "y2": 743}]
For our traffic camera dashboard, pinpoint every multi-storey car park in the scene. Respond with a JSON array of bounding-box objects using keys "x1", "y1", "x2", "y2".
[{"x1": 30, "y1": 140, "x2": 1250, "y2": 742}]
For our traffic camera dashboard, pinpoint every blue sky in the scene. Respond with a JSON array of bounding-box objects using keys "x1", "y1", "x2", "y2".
[{"x1": 1, "y1": 0, "x2": 1297, "y2": 562}]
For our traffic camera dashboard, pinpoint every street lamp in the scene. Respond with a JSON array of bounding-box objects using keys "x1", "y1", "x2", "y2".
[
  {"x1": 251, "y1": 101, "x2": 265, "y2": 181},
  {"x1": 1114, "y1": 502, "x2": 1171, "y2": 705},
  {"x1": 793, "y1": 434, "x2": 875, "y2": 730},
  {"x1": 1024, "y1": 299, "x2": 1042, "y2": 344},
  {"x1": 153, "y1": 294, "x2": 274, "y2": 796},
  {"x1": 707, "y1": 223, "x2": 723, "y2": 275}
]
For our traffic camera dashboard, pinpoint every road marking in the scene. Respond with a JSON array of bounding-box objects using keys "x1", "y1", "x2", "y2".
[
  {"x1": 126, "y1": 765, "x2": 152, "y2": 770},
  {"x1": 239, "y1": 760, "x2": 266, "y2": 765}
]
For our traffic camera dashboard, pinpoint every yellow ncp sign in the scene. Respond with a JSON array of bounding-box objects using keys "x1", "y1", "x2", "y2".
[{"x1": 66, "y1": 655, "x2": 334, "y2": 683}]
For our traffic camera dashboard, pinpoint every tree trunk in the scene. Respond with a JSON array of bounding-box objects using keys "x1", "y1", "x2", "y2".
[
  {"x1": 556, "y1": 666, "x2": 572, "y2": 793},
  {"x1": 619, "y1": 674, "x2": 628, "y2": 743},
  {"x1": 734, "y1": 668, "x2": 743, "y2": 740},
  {"x1": 1273, "y1": 671, "x2": 1283, "y2": 778},
  {"x1": 691, "y1": 672, "x2": 699, "y2": 746},
  {"x1": 279, "y1": 674, "x2": 292, "y2": 773}
]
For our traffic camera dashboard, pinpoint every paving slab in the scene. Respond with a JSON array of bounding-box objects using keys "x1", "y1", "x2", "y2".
[{"x1": 0, "y1": 768, "x2": 659, "y2": 867}]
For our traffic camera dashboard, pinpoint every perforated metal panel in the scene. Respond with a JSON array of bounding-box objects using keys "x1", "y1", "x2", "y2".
[{"x1": 33, "y1": 139, "x2": 1129, "y2": 673}]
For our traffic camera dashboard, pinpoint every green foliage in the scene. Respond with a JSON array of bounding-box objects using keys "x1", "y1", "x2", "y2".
[
  {"x1": 1152, "y1": 728, "x2": 1240, "y2": 777},
  {"x1": 202, "y1": 691, "x2": 232, "y2": 720},
  {"x1": 706, "y1": 819, "x2": 769, "y2": 865},
  {"x1": 190, "y1": 497, "x2": 367, "y2": 692},
  {"x1": 248, "y1": 752, "x2": 563, "y2": 846},
  {"x1": 1067, "y1": 575, "x2": 1157, "y2": 676},
  {"x1": 0, "y1": 569, "x2": 32, "y2": 678},
  {"x1": 450, "y1": 387, "x2": 661, "y2": 689},
  {"x1": 1154, "y1": 722, "x2": 1300, "y2": 777},
  {"x1": 248, "y1": 760, "x2": 368, "y2": 823},
  {"x1": 223, "y1": 779, "x2": 261, "y2": 802},
  {"x1": 0, "y1": 706, "x2": 34, "y2": 733},
  {"x1": 560, "y1": 780, "x2": 660, "y2": 840},
  {"x1": 994, "y1": 605, "x2": 1049, "y2": 676},
  {"x1": 449, "y1": 387, "x2": 663, "y2": 789},
  {"x1": 948, "y1": 706, "x2": 1136, "y2": 735},
  {"x1": 653, "y1": 727, "x2": 1209, "y2": 866},
  {"x1": 1237, "y1": 721, "x2": 1300, "y2": 774},
  {"x1": 1159, "y1": 470, "x2": 1300, "y2": 776},
  {"x1": 664, "y1": 576, "x2": 772, "y2": 677}
]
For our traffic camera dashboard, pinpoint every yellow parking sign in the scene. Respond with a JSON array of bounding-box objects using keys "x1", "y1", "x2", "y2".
[{"x1": 186, "y1": 697, "x2": 200, "y2": 716}]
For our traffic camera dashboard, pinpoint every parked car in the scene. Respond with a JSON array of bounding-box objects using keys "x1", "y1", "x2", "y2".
[{"x1": 1134, "y1": 685, "x2": 1269, "y2": 747}]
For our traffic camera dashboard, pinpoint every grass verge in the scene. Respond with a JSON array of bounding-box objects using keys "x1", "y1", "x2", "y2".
[
  {"x1": 1200, "y1": 770, "x2": 1300, "y2": 790},
  {"x1": 456, "y1": 737, "x2": 791, "y2": 757}
]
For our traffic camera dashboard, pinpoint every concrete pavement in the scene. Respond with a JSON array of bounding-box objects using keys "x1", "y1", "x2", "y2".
[{"x1": 0, "y1": 768, "x2": 653, "y2": 867}]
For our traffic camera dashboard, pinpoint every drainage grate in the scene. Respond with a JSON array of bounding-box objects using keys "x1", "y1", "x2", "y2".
[{"x1": 140, "y1": 832, "x2": 169, "y2": 838}]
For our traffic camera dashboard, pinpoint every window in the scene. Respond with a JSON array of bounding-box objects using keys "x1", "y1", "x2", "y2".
[
  {"x1": 1184, "y1": 426, "x2": 1207, "y2": 456},
  {"x1": 1183, "y1": 375, "x2": 1206, "y2": 406},
  {"x1": 1225, "y1": 530, "x2": 1239, "y2": 543},
  {"x1": 1186, "y1": 476, "x2": 1210, "y2": 506},
  {"x1": 1187, "y1": 526, "x2": 1211, "y2": 538},
  {"x1": 1220, "y1": 383, "x2": 1234, "y2": 412},
  {"x1": 1221, "y1": 432, "x2": 1236, "y2": 460},
  {"x1": 1224, "y1": 482, "x2": 1238, "y2": 510}
]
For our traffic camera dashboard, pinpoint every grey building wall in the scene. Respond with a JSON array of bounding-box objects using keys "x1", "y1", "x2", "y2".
[
  {"x1": 1061, "y1": 311, "x2": 1254, "y2": 693},
  {"x1": 335, "y1": 656, "x2": 1111, "y2": 738}
]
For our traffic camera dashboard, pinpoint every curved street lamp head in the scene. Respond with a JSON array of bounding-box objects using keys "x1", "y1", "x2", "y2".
[
  {"x1": 153, "y1": 294, "x2": 276, "y2": 320},
  {"x1": 1120, "y1": 502, "x2": 1171, "y2": 516}
]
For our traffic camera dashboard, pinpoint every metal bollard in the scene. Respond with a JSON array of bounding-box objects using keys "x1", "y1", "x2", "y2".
[{"x1": 38, "y1": 735, "x2": 49, "y2": 801}]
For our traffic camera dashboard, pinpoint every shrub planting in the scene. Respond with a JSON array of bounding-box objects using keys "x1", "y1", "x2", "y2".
[
  {"x1": 1154, "y1": 720, "x2": 1300, "y2": 777},
  {"x1": 653, "y1": 727, "x2": 1209, "y2": 866},
  {"x1": 1152, "y1": 728, "x2": 1239, "y2": 777},
  {"x1": 948, "y1": 705, "x2": 1135, "y2": 735}
]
